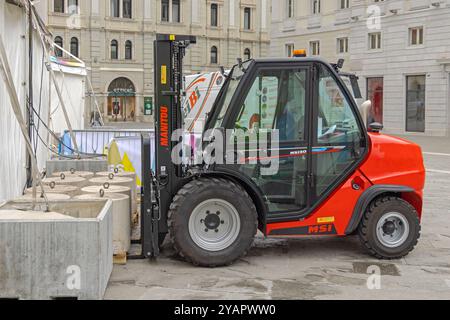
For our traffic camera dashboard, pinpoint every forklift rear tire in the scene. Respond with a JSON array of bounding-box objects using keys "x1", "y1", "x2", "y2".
[
  {"x1": 168, "y1": 178, "x2": 258, "y2": 267},
  {"x1": 358, "y1": 196, "x2": 421, "y2": 259}
]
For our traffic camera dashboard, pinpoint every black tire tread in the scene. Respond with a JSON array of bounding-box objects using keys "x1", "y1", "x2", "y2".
[
  {"x1": 168, "y1": 177, "x2": 258, "y2": 267},
  {"x1": 358, "y1": 196, "x2": 421, "y2": 260}
]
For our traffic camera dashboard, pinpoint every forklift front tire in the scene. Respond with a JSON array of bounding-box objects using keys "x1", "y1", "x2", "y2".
[
  {"x1": 159, "y1": 233, "x2": 167, "y2": 247},
  {"x1": 168, "y1": 178, "x2": 258, "y2": 267},
  {"x1": 358, "y1": 196, "x2": 421, "y2": 259}
]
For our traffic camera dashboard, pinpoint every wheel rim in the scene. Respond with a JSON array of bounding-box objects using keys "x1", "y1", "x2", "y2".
[
  {"x1": 376, "y1": 212, "x2": 410, "y2": 248},
  {"x1": 188, "y1": 199, "x2": 241, "y2": 252}
]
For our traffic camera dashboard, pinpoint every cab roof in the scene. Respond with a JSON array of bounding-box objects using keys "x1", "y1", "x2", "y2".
[{"x1": 251, "y1": 57, "x2": 331, "y2": 65}]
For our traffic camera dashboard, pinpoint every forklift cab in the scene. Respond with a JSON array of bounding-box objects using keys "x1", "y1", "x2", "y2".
[{"x1": 205, "y1": 58, "x2": 368, "y2": 223}]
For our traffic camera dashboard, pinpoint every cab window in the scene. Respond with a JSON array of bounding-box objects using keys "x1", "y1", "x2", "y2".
[
  {"x1": 235, "y1": 68, "x2": 307, "y2": 143},
  {"x1": 317, "y1": 65, "x2": 361, "y2": 145}
]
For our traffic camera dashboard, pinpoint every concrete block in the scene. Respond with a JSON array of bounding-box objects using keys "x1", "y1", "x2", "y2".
[
  {"x1": 46, "y1": 159, "x2": 108, "y2": 176},
  {"x1": 0, "y1": 199, "x2": 113, "y2": 300}
]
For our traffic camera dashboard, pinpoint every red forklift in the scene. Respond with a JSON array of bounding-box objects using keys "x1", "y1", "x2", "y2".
[{"x1": 140, "y1": 35, "x2": 425, "y2": 267}]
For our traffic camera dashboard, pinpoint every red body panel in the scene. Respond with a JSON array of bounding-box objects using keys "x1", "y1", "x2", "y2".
[
  {"x1": 359, "y1": 133, "x2": 426, "y2": 192},
  {"x1": 266, "y1": 133, "x2": 426, "y2": 237}
]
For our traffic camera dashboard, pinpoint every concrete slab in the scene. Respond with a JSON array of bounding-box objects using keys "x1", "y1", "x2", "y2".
[
  {"x1": 0, "y1": 200, "x2": 113, "y2": 300},
  {"x1": 46, "y1": 159, "x2": 108, "y2": 176}
]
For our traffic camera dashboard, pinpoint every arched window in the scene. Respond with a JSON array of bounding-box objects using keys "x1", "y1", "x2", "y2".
[
  {"x1": 54, "y1": 36, "x2": 63, "y2": 57},
  {"x1": 111, "y1": 40, "x2": 118, "y2": 60},
  {"x1": 211, "y1": 4, "x2": 218, "y2": 27},
  {"x1": 210, "y1": 46, "x2": 218, "y2": 64},
  {"x1": 70, "y1": 37, "x2": 79, "y2": 57},
  {"x1": 125, "y1": 40, "x2": 132, "y2": 60},
  {"x1": 244, "y1": 48, "x2": 251, "y2": 60}
]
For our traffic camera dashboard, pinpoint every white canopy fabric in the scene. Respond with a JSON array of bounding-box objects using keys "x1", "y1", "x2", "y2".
[
  {"x1": 0, "y1": 2, "x2": 30, "y2": 201},
  {"x1": 0, "y1": 1, "x2": 85, "y2": 202},
  {"x1": 50, "y1": 62, "x2": 87, "y2": 134}
]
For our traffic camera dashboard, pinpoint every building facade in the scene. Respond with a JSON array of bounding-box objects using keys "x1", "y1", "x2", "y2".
[
  {"x1": 271, "y1": 0, "x2": 450, "y2": 137},
  {"x1": 47, "y1": 0, "x2": 270, "y2": 123}
]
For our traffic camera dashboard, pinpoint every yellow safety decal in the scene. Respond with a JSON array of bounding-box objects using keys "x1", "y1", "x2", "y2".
[
  {"x1": 161, "y1": 65, "x2": 167, "y2": 85},
  {"x1": 317, "y1": 216, "x2": 335, "y2": 224},
  {"x1": 169, "y1": 34, "x2": 175, "y2": 41}
]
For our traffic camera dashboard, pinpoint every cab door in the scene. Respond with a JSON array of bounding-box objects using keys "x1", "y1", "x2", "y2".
[
  {"x1": 310, "y1": 63, "x2": 367, "y2": 206},
  {"x1": 224, "y1": 63, "x2": 313, "y2": 220}
]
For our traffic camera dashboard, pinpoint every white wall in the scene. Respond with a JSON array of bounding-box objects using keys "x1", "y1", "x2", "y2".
[{"x1": 350, "y1": 5, "x2": 450, "y2": 136}]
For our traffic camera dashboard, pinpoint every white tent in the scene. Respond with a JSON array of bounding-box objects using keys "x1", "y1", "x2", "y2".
[
  {"x1": 50, "y1": 61, "x2": 87, "y2": 134},
  {"x1": 0, "y1": 0, "x2": 87, "y2": 201}
]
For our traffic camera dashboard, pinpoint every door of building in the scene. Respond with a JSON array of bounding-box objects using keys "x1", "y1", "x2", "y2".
[
  {"x1": 367, "y1": 77, "x2": 384, "y2": 124},
  {"x1": 107, "y1": 77, "x2": 136, "y2": 121}
]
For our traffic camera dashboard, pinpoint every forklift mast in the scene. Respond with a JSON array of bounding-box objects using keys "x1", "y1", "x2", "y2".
[{"x1": 141, "y1": 34, "x2": 196, "y2": 258}]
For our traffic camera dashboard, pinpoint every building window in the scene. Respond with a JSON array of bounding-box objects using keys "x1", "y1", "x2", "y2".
[
  {"x1": 310, "y1": 41, "x2": 320, "y2": 56},
  {"x1": 337, "y1": 37, "x2": 348, "y2": 53},
  {"x1": 54, "y1": 0, "x2": 65, "y2": 13},
  {"x1": 286, "y1": 43, "x2": 294, "y2": 57},
  {"x1": 161, "y1": 0, "x2": 169, "y2": 22},
  {"x1": 409, "y1": 26, "x2": 424, "y2": 46},
  {"x1": 312, "y1": 0, "x2": 321, "y2": 14},
  {"x1": 367, "y1": 77, "x2": 384, "y2": 124},
  {"x1": 211, "y1": 4, "x2": 218, "y2": 27},
  {"x1": 123, "y1": 0, "x2": 132, "y2": 19},
  {"x1": 54, "y1": 36, "x2": 63, "y2": 57},
  {"x1": 68, "y1": 0, "x2": 78, "y2": 14},
  {"x1": 210, "y1": 46, "x2": 218, "y2": 64},
  {"x1": 286, "y1": 0, "x2": 294, "y2": 18},
  {"x1": 125, "y1": 40, "x2": 132, "y2": 60},
  {"x1": 70, "y1": 37, "x2": 79, "y2": 57},
  {"x1": 111, "y1": 0, "x2": 120, "y2": 17},
  {"x1": 244, "y1": 7, "x2": 251, "y2": 30},
  {"x1": 369, "y1": 32, "x2": 382, "y2": 50},
  {"x1": 173, "y1": 0, "x2": 180, "y2": 23},
  {"x1": 406, "y1": 75, "x2": 426, "y2": 133},
  {"x1": 111, "y1": 40, "x2": 119, "y2": 60},
  {"x1": 244, "y1": 48, "x2": 251, "y2": 60},
  {"x1": 340, "y1": 0, "x2": 349, "y2": 9}
]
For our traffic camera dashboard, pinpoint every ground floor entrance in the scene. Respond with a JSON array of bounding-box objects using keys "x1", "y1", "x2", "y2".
[
  {"x1": 367, "y1": 77, "x2": 384, "y2": 124},
  {"x1": 107, "y1": 77, "x2": 136, "y2": 122}
]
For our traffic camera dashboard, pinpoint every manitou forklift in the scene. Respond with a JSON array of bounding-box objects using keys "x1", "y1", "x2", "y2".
[{"x1": 140, "y1": 35, "x2": 425, "y2": 267}]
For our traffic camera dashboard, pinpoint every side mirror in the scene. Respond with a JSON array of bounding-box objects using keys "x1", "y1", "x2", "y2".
[
  {"x1": 358, "y1": 100, "x2": 372, "y2": 128},
  {"x1": 369, "y1": 122, "x2": 384, "y2": 133}
]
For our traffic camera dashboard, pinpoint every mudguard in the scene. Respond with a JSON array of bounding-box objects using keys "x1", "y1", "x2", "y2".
[{"x1": 345, "y1": 184, "x2": 414, "y2": 235}]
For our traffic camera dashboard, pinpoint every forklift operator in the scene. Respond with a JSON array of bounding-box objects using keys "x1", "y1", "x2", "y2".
[{"x1": 276, "y1": 95, "x2": 299, "y2": 141}]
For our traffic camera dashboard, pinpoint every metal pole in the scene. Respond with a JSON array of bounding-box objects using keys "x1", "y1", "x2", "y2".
[
  {"x1": 27, "y1": 0, "x2": 33, "y2": 188},
  {"x1": 86, "y1": 75, "x2": 104, "y2": 126}
]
